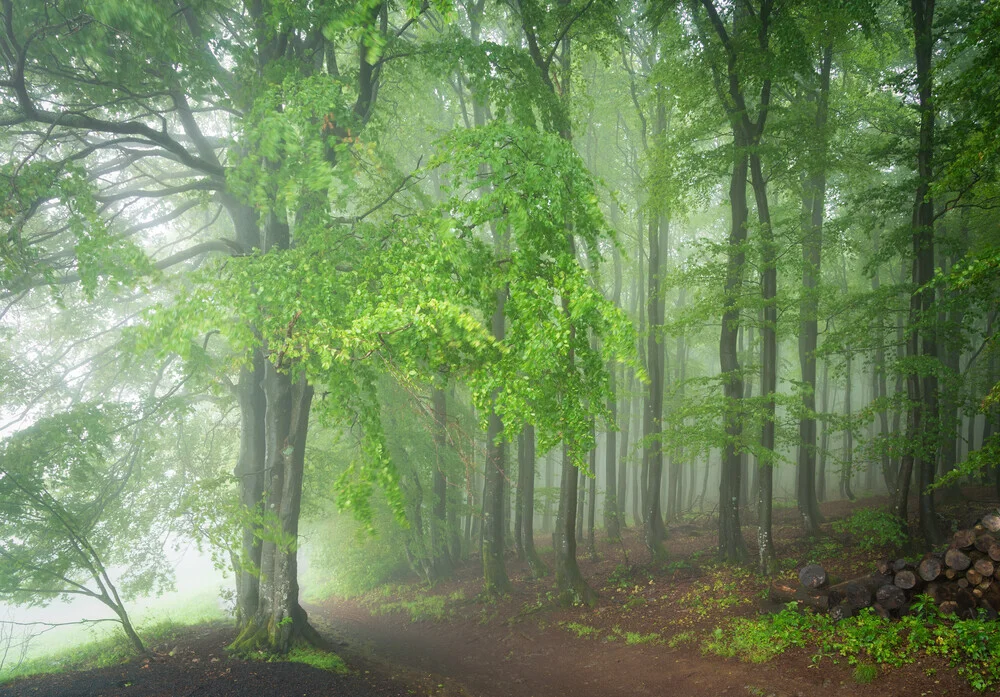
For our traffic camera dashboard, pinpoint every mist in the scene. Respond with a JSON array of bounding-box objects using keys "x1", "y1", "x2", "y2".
[{"x1": 1, "y1": 0, "x2": 998, "y2": 694}]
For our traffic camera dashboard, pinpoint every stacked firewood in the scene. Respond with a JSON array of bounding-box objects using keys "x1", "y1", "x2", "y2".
[{"x1": 770, "y1": 512, "x2": 1000, "y2": 621}]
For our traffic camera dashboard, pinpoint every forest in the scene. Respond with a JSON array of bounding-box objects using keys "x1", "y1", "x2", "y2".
[{"x1": 0, "y1": 0, "x2": 999, "y2": 694}]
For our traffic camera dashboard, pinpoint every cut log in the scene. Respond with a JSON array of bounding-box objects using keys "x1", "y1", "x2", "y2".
[
  {"x1": 830, "y1": 601, "x2": 854, "y2": 622},
  {"x1": 946, "y1": 548, "x2": 972, "y2": 571},
  {"x1": 925, "y1": 582, "x2": 948, "y2": 603},
  {"x1": 875, "y1": 584, "x2": 906, "y2": 611},
  {"x1": 958, "y1": 578, "x2": 970, "y2": 589},
  {"x1": 982, "y1": 513, "x2": 1000, "y2": 534},
  {"x1": 918, "y1": 557, "x2": 942, "y2": 582},
  {"x1": 872, "y1": 602, "x2": 891, "y2": 619},
  {"x1": 939, "y1": 601, "x2": 959, "y2": 615},
  {"x1": 957, "y1": 588, "x2": 978, "y2": 618},
  {"x1": 975, "y1": 535, "x2": 996, "y2": 554},
  {"x1": 799, "y1": 564, "x2": 828, "y2": 589},
  {"x1": 975, "y1": 558, "x2": 995, "y2": 578},
  {"x1": 769, "y1": 580, "x2": 830, "y2": 612},
  {"x1": 875, "y1": 559, "x2": 893, "y2": 576},
  {"x1": 894, "y1": 569, "x2": 920, "y2": 590},
  {"x1": 989, "y1": 540, "x2": 1000, "y2": 563},
  {"x1": 892, "y1": 558, "x2": 909, "y2": 573},
  {"x1": 953, "y1": 529, "x2": 976, "y2": 550},
  {"x1": 967, "y1": 569, "x2": 984, "y2": 586},
  {"x1": 946, "y1": 568, "x2": 959, "y2": 580}
]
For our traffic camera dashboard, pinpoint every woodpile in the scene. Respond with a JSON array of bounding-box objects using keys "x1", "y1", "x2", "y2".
[{"x1": 771, "y1": 512, "x2": 1000, "y2": 621}]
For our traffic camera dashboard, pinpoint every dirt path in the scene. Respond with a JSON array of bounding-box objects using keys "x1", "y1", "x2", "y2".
[
  {"x1": 313, "y1": 597, "x2": 941, "y2": 697},
  {"x1": 308, "y1": 497, "x2": 989, "y2": 697}
]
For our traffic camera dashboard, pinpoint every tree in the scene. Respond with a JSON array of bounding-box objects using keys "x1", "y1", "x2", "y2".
[{"x1": 0, "y1": 404, "x2": 173, "y2": 655}]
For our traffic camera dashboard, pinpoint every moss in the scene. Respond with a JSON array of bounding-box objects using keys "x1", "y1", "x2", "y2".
[{"x1": 282, "y1": 648, "x2": 348, "y2": 674}]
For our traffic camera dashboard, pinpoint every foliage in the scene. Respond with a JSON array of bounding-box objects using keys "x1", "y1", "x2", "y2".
[
  {"x1": 831, "y1": 509, "x2": 907, "y2": 552},
  {"x1": 299, "y1": 505, "x2": 410, "y2": 601},
  {"x1": 704, "y1": 603, "x2": 1000, "y2": 692},
  {"x1": 0, "y1": 403, "x2": 174, "y2": 610}
]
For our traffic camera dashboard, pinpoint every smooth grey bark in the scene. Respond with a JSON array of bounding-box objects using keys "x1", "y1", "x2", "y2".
[
  {"x1": 482, "y1": 287, "x2": 510, "y2": 595},
  {"x1": 643, "y1": 204, "x2": 668, "y2": 559},
  {"x1": 796, "y1": 43, "x2": 832, "y2": 536},
  {"x1": 431, "y1": 385, "x2": 452, "y2": 580},
  {"x1": 518, "y1": 425, "x2": 546, "y2": 576},
  {"x1": 750, "y1": 152, "x2": 777, "y2": 575},
  {"x1": 604, "y1": 243, "x2": 623, "y2": 540}
]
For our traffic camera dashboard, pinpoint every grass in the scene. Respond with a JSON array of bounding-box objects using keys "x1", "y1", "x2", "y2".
[
  {"x1": 283, "y1": 647, "x2": 348, "y2": 674},
  {"x1": 373, "y1": 590, "x2": 465, "y2": 623},
  {"x1": 562, "y1": 621, "x2": 600, "y2": 639},
  {"x1": 623, "y1": 631, "x2": 660, "y2": 646},
  {"x1": 0, "y1": 618, "x2": 211, "y2": 684},
  {"x1": 853, "y1": 663, "x2": 878, "y2": 684}
]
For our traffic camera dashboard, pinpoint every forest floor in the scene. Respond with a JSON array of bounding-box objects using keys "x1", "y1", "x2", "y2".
[{"x1": 3, "y1": 490, "x2": 996, "y2": 697}]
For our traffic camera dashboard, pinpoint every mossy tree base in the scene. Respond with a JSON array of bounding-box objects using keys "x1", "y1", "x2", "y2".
[{"x1": 229, "y1": 604, "x2": 327, "y2": 656}]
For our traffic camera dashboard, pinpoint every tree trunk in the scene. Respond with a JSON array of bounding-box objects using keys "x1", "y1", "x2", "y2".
[
  {"x1": 750, "y1": 153, "x2": 777, "y2": 575},
  {"x1": 515, "y1": 433, "x2": 526, "y2": 562},
  {"x1": 871, "y1": 230, "x2": 895, "y2": 490},
  {"x1": 668, "y1": 291, "x2": 687, "y2": 521},
  {"x1": 234, "y1": 353, "x2": 266, "y2": 628},
  {"x1": 587, "y1": 430, "x2": 598, "y2": 560},
  {"x1": 542, "y1": 448, "x2": 555, "y2": 533},
  {"x1": 842, "y1": 349, "x2": 856, "y2": 501},
  {"x1": 232, "y1": 367, "x2": 318, "y2": 654},
  {"x1": 605, "y1": 243, "x2": 623, "y2": 540},
  {"x1": 818, "y1": 358, "x2": 829, "y2": 502},
  {"x1": 718, "y1": 134, "x2": 750, "y2": 564},
  {"x1": 554, "y1": 442, "x2": 595, "y2": 604},
  {"x1": 796, "y1": 43, "x2": 831, "y2": 536},
  {"x1": 910, "y1": 0, "x2": 943, "y2": 549},
  {"x1": 644, "y1": 204, "x2": 668, "y2": 559},
  {"x1": 519, "y1": 425, "x2": 546, "y2": 576},
  {"x1": 431, "y1": 385, "x2": 452, "y2": 580},
  {"x1": 482, "y1": 287, "x2": 510, "y2": 595}
]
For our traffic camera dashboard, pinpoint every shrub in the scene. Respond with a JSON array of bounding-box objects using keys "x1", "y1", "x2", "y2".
[{"x1": 831, "y1": 509, "x2": 907, "y2": 552}]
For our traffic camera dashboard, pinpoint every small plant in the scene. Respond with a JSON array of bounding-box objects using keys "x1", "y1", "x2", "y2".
[
  {"x1": 831, "y1": 509, "x2": 907, "y2": 552},
  {"x1": 375, "y1": 591, "x2": 464, "y2": 623},
  {"x1": 806, "y1": 538, "x2": 843, "y2": 562},
  {"x1": 667, "y1": 631, "x2": 697, "y2": 648},
  {"x1": 562, "y1": 622, "x2": 600, "y2": 639},
  {"x1": 622, "y1": 595, "x2": 647, "y2": 611},
  {"x1": 608, "y1": 564, "x2": 634, "y2": 591},
  {"x1": 624, "y1": 631, "x2": 660, "y2": 646},
  {"x1": 667, "y1": 559, "x2": 692, "y2": 573},
  {"x1": 853, "y1": 662, "x2": 878, "y2": 684}
]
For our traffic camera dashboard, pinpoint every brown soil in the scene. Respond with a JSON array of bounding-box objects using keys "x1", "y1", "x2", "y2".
[{"x1": 3, "y1": 491, "x2": 995, "y2": 697}]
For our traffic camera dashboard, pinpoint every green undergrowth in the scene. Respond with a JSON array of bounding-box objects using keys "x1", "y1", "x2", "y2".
[
  {"x1": 367, "y1": 589, "x2": 466, "y2": 622},
  {"x1": 830, "y1": 508, "x2": 908, "y2": 552},
  {"x1": 281, "y1": 647, "x2": 348, "y2": 674},
  {"x1": 562, "y1": 621, "x2": 600, "y2": 638},
  {"x1": 704, "y1": 598, "x2": 1000, "y2": 691},
  {"x1": 0, "y1": 618, "x2": 211, "y2": 684}
]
